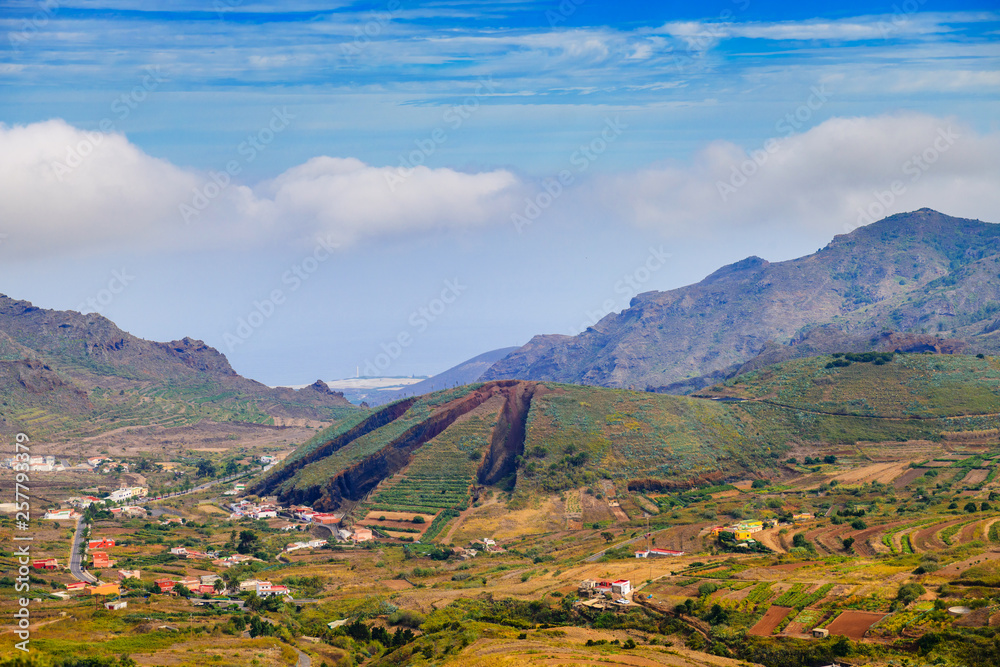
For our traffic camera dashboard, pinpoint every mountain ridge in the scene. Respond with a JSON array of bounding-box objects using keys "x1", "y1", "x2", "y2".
[
  {"x1": 482, "y1": 209, "x2": 1000, "y2": 392},
  {"x1": 0, "y1": 294, "x2": 354, "y2": 438}
]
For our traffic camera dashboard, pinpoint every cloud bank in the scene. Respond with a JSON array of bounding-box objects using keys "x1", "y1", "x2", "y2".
[{"x1": 1, "y1": 113, "x2": 999, "y2": 257}]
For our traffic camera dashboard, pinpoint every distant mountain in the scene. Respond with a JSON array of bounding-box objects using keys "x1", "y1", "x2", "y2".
[
  {"x1": 0, "y1": 295, "x2": 354, "y2": 438},
  {"x1": 483, "y1": 209, "x2": 1000, "y2": 392},
  {"x1": 365, "y1": 347, "x2": 520, "y2": 406}
]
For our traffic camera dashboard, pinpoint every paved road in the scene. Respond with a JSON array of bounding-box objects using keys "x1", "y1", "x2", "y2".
[
  {"x1": 294, "y1": 647, "x2": 311, "y2": 667},
  {"x1": 69, "y1": 517, "x2": 97, "y2": 584}
]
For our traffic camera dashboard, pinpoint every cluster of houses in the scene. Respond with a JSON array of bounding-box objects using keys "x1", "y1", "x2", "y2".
[
  {"x1": 1, "y1": 455, "x2": 64, "y2": 472},
  {"x1": 711, "y1": 519, "x2": 773, "y2": 542},
  {"x1": 169, "y1": 546, "x2": 218, "y2": 560},
  {"x1": 154, "y1": 573, "x2": 225, "y2": 595},
  {"x1": 88, "y1": 537, "x2": 117, "y2": 570},
  {"x1": 284, "y1": 539, "x2": 329, "y2": 553},
  {"x1": 0, "y1": 455, "x2": 135, "y2": 474},
  {"x1": 289, "y1": 506, "x2": 343, "y2": 525},
  {"x1": 228, "y1": 499, "x2": 281, "y2": 520}
]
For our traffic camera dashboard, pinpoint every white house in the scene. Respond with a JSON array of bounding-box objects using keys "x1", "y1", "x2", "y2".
[{"x1": 255, "y1": 582, "x2": 290, "y2": 598}]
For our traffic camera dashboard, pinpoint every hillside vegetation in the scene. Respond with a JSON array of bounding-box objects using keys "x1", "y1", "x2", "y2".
[
  {"x1": 0, "y1": 294, "x2": 356, "y2": 439},
  {"x1": 255, "y1": 353, "x2": 1000, "y2": 525}
]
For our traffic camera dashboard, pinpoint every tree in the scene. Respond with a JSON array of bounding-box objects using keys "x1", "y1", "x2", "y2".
[
  {"x1": 196, "y1": 459, "x2": 217, "y2": 478},
  {"x1": 842, "y1": 537, "x2": 855, "y2": 550},
  {"x1": 896, "y1": 583, "x2": 925, "y2": 605},
  {"x1": 224, "y1": 459, "x2": 239, "y2": 476},
  {"x1": 601, "y1": 531, "x2": 614, "y2": 543},
  {"x1": 850, "y1": 518, "x2": 867, "y2": 530},
  {"x1": 965, "y1": 502, "x2": 979, "y2": 513},
  {"x1": 237, "y1": 530, "x2": 259, "y2": 554},
  {"x1": 213, "y1": 579, "x2": 225, "y2": 594},
  {"x1": 824, "y1": 455, "x2": 837, "y2": 464}
]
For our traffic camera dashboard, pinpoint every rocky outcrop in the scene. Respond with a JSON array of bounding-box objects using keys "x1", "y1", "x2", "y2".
[{"x1": 484, "y1": 210, "x2": 1000, "y2": 392}]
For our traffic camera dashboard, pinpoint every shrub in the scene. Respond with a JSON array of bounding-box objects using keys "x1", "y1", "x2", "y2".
[{"x1": 413, "y1": 515, "x2": 426, "y2": 524}]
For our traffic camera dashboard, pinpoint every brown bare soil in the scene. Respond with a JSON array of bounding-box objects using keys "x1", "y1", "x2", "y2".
[
  {"x1": 831, "y1": 461, "x2": 908, "y2": 486},
  {"x1": 748, "y1": 606, "x2": 793, "y2": 636},
  {"x1": 911, "y1": 517, "x2": 969, "y2": 553},
  {"x1": 826, "y1": 611, "x2": 886, "y2": 640},
  {"x1": 893, "y1": 468, "x2": 927, "y2": 489},
  {"x1": 961, "y1": 469, "x2": 989, "y2": 484}
]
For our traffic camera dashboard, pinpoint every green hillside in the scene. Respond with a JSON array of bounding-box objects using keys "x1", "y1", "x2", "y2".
[
  {"x1": 712, "y1": 352, "x2": 1000, "y2": 418},
  {"x1": 254, "y1": 354, "x2": 1000, "y2": 526}
]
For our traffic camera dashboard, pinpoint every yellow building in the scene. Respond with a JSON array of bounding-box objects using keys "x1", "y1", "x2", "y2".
[
  {"x1": 734, "y1": 529, "x2": 754, "y2": 541},
  {"x1": 88, "y1": 583, "x2": 120, "y2": 596}
]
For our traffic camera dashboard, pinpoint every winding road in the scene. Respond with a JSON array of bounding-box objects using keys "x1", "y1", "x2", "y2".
[{"x1": 69, "y1": 516, "x2": 97, "y2": 584}]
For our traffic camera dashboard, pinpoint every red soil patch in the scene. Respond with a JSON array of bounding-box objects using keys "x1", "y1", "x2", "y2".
[
  {"x1": 748, "y1": 606, "x2": 793, "y2": 636},
  {"x1": 826, "y1": 611, "x2": 886, "y2": 640}
]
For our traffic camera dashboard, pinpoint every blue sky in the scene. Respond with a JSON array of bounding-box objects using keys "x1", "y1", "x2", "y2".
[{"x1": 1, "y1": 1, "x2": 999, "y2": 386}]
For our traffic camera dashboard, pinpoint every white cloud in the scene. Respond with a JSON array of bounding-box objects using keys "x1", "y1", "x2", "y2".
[
  {"x1": 0, "y1": 119, "x2": 202, "y2": 255},
  {"x1": 0, "y1": 120, "x2": 523, "y2": 256},
  {"x1": 594, "y1": 113, "x2": 1000, "y2": 239},
  {"x1": 257, "y1": 156, "x2": 521, "y2": 244}
]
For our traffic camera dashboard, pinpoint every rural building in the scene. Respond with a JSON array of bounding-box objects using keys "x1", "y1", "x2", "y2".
[
  {"x1": 104, "y1": 600, "x2": 128, "y2": 611},
  {"x1": 43, "y1": 509, "x2": 76, "y2": 520},
  {"x1": 66, "y1": 582, "x2": 87, "y2": 591},
  {"x1": 32, "y1": 558, "x2": 58, "y2": 570},
  {"x1": 118, "y1": 569, "x2": 140, "y2": 580},
  {"x1": 91, "y1": 552, "x2": 115, "y2": 569},
  {"x1": 735, "y1": 520, "x2": 764, "y2": 533},
  {"x1": 813, "y1": 628, "x2": 829, "y2": 638},
  {"x1": 612, "y1": 580, "x2": 631, "y2": 596},
  {"x1": 310, "y1": 512, "x2": 341, "y2": 525},
  {"x1": 255, "y1": 582, "x2": 290, "y2": 598},
  {"x1": 88, "y1": 538, "x2": 115, "y2": 550},
  {"x1": 88, "y1": 583, "x2": 120, "y2": 596},
  {"x1": 240, "y1": 579, "x2": 269, "y2": 592},
  {"x1": 352, "y1": 527, "x2": 373, "y2": 542},
  {"x1": 635, "y1": 548, "x2": 685, "y2": 558},
  {"x1": 154, "y1": 579, "x2": 175, "y2": 593},
  {"x1": 108, "y1": 486, "x2": 148, "y2": 503},
  {"x1": 793, "y1": 513, "x2": 815, "y2": 522}
]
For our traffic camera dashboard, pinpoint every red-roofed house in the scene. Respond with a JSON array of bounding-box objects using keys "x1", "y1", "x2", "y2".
[
  {"x1": 88, "y1": 538, "x2": 115, "y2": 550},
  {"x1": 154, "y1": 579, "x2": 175, "y2": 593},
  {"x1": 32, "y1": 558, "x2": 58, "y2": 570},
  {"x1": 92, "y1": 552, "x2": 115, "y2": 569}
]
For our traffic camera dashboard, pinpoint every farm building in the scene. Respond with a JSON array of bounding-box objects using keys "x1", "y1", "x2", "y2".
[
  {"x1": 32, "y1": 558, "x2": 58, "y2": 570},
  {"x1": 635, "y1": 548, "x2": 684, "y2": 558},
  {"x1": 91, "y1": 552, "x2": 115, "y2": 569},
  {"x1": 88, "y1": 583, "x2": 120, "y2": 596},
  {"x1": 104, "y1": 599, "x2": 128, "y2": 611}
]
